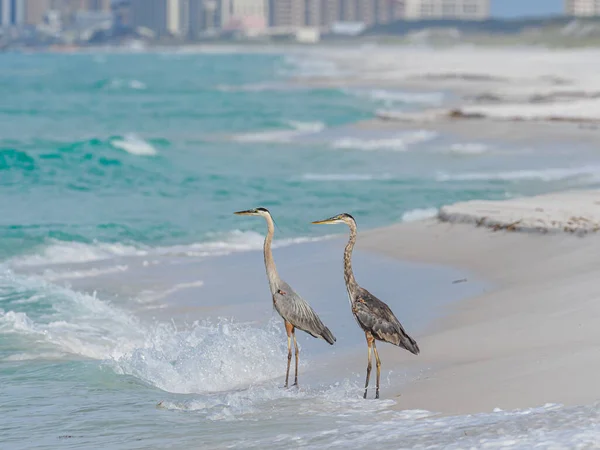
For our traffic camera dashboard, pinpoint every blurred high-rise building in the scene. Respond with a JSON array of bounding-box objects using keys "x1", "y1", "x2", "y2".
[
  {"x1": 129, "y1": 0, "x2": 182, "y2": 36},
  {"x1": 23, "y1": 0, "x2": 52, "y2": 25},
  {"x1": 179, "y1": 0, "x2": 217, "y2": 37},
  {"x1": 0, "y1": 0, "x2": 25, "y2": 26},
  {"x1": 304, "y1": 0, "x2": 320, "y2": 26},
  {"x1": 49, "y1": 0, "x2": 111, "y2": 15},
  {"x1": 300, "y1": 0, "x2": 405, "y2": 29},
  {"x1": 320, "y1": 0, "x2": 340, "y2": 26},
  {"x1": 17, "y1": 0, "x2": 113, "y2": 27},
  {"x1": 565, "y1": 0, "x2": 600, "y2": 16},
  {"x1": 86, "y1": 0, "x2": 111, "y2": 10},
  {"x1": 221, "y1": 0, "x2": 267, "y2": 31},
  {"x1": 357, "y1": 0, "x2": 377, "y2": 25},
  {"x1": 404, "y1": 0, "x2": 489, "y2": 20},
  {"x1": 339, "y1": 0, "x2": 358, "y2": 21},
  {"x1": 269, "y1": 0, "x2": 304, "y2": 28},
  {"x1": 375, "y1": 0, "x2": 405, "y2": 24},
  {"x1": 113, "y1": 0, "x2": 132, "y2": 28}
]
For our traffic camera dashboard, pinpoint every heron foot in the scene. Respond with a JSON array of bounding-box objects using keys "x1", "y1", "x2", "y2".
[
  {"x1": 375, "y1": 390, "x2": 380, "y2": 399},
  {"x1": 363, "y1": 390, "x2": 368, "y2": 399},
  {"x1": 292, "y1": 382, "x2": 299, "y2": 388}
]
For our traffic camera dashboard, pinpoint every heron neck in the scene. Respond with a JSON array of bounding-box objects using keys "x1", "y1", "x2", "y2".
[
  {"x1": 263, "y1": 214, "x2": 279, "y2": 292},
  {"x1": 344, "y1": 222, "x2": 359, "y2": 298}
]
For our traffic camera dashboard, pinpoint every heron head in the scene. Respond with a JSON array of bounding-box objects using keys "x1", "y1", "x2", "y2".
[
  {"x1": 234, "y1": 207, "x2": 271, "y2": 218},
  {"x1": 312, "y1": 213, "x2": 355, "y2": 226}
]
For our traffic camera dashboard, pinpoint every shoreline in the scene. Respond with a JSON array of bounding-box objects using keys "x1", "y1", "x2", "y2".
[
  {"x1": 357, "y1": 194, "x2": 600, "y2": 414},
  {"x1": 356, "y1": 116, "x2": 600, "y2": 146}
]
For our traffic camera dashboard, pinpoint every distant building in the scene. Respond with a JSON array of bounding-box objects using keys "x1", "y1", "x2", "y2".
[
  {"x1": 74, "y1": 8, "x2": 112, "y2": 29},
  {"x1": 318, "y1": 0, "x2": 337, "y2": 27},
  {"x1": 112, "y1": 0, "x2": 131, "y2": 28},
  {"x1": 0, "y1": 0, "x2": 25, "y2": 27},
  {"x1": 339, "y1": 0, "x2": 357, "y2": 21},
  {"x1": 269, "y1": 0, "x2": 305, "y2": 28},
  {"x1": 565, "y1": 0, "x2": 600, "y2": 16},
  {"x1": 404, "y1": 0, "x2": 489, "y2": 20},
  {"x1": 18, "y1": 0, "x2": 113, "y2": 28},
  {"x1": 178, "y1": 0, "x2": 221, "y2": 37},
  {"x1": 221, "y1": 0, "x2": 267, "y2": 32},
  {"x1": 376, "y1": 0, "x2": 405, "y2": 24},
  {"x1": 309, "y1": 0, "x2": 405, "y2": 29},
  {"x1": 166, "y1": 0, "x2": 180, "y2": 33},
  {"x1": 52, "y1": 0, "x2": 112, "y2": 17},
  {"x1": 129, "y1": 0, "x2": 182, "y2": 36},
  {"x1": 23, "y1": 0, "x2": 52, "y2": 25},
  {"x1": 86, "y1": 0, "x2": 111, "y2": 10}
]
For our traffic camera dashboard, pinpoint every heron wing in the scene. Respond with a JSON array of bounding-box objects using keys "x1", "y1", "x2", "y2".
[
  {"x1": 273, "y1": 281, "x2": 336, "y2": 344},
  {"x1": 353, "y1": 288, "x2": 420, "y2": 355}
]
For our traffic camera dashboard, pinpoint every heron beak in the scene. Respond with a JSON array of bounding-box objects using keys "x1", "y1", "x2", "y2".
[
  {"x1": 234, "y1": 209, "x2": 256, "y2": 216},
  {"x1": 311, "y1": 217, "x2": 338, "y2": 225}
]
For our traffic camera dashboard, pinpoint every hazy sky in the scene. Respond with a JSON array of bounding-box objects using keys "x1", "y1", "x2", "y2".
[{"x1": 492, "y1": 0, "x2": 563, "y2": 18}]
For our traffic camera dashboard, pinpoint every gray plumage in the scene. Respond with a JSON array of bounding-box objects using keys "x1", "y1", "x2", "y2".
[
  {"x1": 312, "y1": 212, "x2": 419, "y2": 399},
  {"x1": 272, "y1": 281, "x2": 336, "y2": 345},
  {"x1": 234, "y1": 207, "x2": 335, "y2": 388},
  {"x1": 352, "y1": 287, "x2": 419, "y2": 354}
]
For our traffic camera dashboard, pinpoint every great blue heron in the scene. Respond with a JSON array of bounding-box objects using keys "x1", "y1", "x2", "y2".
[
  {"x1": 234, "y1": 207, "x2": 336, "y2": 388},
  {"x1": 312, "y1": 213, "x2": 419, "y2": 399}
]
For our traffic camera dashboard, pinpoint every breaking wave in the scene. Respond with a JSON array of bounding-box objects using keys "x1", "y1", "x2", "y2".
[
  {"x1": 436, "y1": 165, "x2": 600, "y2": 183},
  {"x1": 439, "y1": 143, "x2": 490, "y2": 156},
  {"x1": 8, "y1": 231, "x2": 330, "y2": 268},
  {"x1": 331, "y1": 130, "x2": 437, "y2": 151},
  {"x1": 402, "y1": 208, "x2": 439, "y2": 222},
  {"x1": 300, "y1": 173, "x2": 392, "y2": 182},
  {"x1": 110, "y1": 133, "x2": 158, "y2": 156},
  {"x1": 10, "y1": 241, "x2": 146, "y2": 267},
  {"x1": 0, "y1": 270, "x2": 286, "y2": 393},
  {"x1": 95, "y1": 78, "x2": 147, "y2": 91},
  {"x1": 232, "y1": 120, "x2": 325, "y2": 143},
  {"x1": 350, "y1": 88, "x2": 445, "y2": 106}
]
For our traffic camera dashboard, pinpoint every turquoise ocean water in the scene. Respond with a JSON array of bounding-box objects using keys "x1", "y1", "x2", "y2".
[
  {"x1": 3, "y1": 49, "x2": 600, "y2": 448},
  {"x1": 0, "y1": 50, "x2": 514, "y2": 261}
]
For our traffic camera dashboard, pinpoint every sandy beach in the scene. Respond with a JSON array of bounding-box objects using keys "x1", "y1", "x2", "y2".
[{"x1": 355, "y1": 193, "x2": 600, "y2": 415}]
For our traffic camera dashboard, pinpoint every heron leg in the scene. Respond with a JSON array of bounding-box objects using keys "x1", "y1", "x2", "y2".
[
  {"x1": 284, "y1": 321, "x2": 293, "y2": 388},
  {"x1": 292, "y1": 328, "x2": 299, "y2": 387},
  {"x1": 364, "y1": 333, "x2": 374, "y2": 399},
  {"x1": 373, "y1": 341, "x2": 382, "y2": 399}
]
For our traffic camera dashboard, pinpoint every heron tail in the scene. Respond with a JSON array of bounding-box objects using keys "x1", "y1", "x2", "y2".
[
  {"x1": 399, "y1": 332, "x2": 420, "y2": 355},
  {"x1": 320, "y1": 326, "x2": 336, "y2": 345}
]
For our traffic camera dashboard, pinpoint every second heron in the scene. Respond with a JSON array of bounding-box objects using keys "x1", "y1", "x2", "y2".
[{"x1": 312, "y1": 213, "x2": 420, "y2": 399}]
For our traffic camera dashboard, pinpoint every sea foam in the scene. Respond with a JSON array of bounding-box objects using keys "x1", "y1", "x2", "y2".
[
  {"x1": 402, "y1": 208, "x2": 439, "y2": 222},
  {"x1": 110, "y1": 133, "x2": 158, "y2": 156},
  {"x1": 436, "y1": 165, "x2": 600, "y2": 183},
  {"x1": 9, "y1": 231, "x2": 331, "y2": 268},
  {"x1": 300, "y1": 173, "x2": 392, "y2": 182},
  {"x1": 350, "y1": 88, "x2": 445, "y2": 106},
  {"x1": 232, "y1": 120, "x2": 325, "y2": 143},
  {"x1": 440, "y1": 143, "x2": 490, "y2": 156},
  {"x1": 332, "y1": 130, "x2": 437, "y2": 151},
  {"x1": 0, "y1": 270, "x2": 286, "y2": 393},
  {"x1": 10, "y1": 240, "x2": 146, "y2": 267}
]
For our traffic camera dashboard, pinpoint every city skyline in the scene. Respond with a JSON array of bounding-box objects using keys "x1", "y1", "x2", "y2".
[{"x1": 0, "y1": 0, "x2": 597, "y2": 39}]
